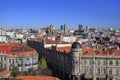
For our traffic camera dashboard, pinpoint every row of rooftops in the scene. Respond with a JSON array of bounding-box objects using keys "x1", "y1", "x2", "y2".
[
  {"x1": 0, "y1": 43, "x2": 38, "y2": 57},
  {"x1": 35, "y1": 37, "x2": 70, "y2": 44},
  {"x1": 29, "y1": 36, "x2": 120, "y2": 56},
  {"x1": 54, "y1": 45, "x2": 120, "y2": 56}
]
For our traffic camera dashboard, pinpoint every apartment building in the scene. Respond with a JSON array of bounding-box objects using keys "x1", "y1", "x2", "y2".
[
  {"x1": 43, "y1": 41, "x2": 120, "y2": 80},
  {"x1": 0, "y1": 43, "x2": 38, "y2": 72}
]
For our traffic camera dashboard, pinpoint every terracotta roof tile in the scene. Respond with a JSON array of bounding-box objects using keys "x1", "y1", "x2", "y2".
[
  {"x1": 0, "y1": 70, "x2": 11, "y2": 76},
  {"x1": 114, "y1": 50, "x2": 120, "y2": 56},
  {"x1": 0, "y1": 43, "x2": 37, "y2": 56},
  {"x1": 45, "y1": 39, "x2": 70, "y2": 44},
  {"x1": 57, "y1": 46, "x2": 71, "y2": 53}
]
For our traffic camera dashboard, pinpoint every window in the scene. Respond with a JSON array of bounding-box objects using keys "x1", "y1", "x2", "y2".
[
  {"x1": 98, "y1": 68, "x2": 100, "y2": 74},
  {"x1": 89, "y1": 59, "x2": 92, "y2": 65},
  {"x1": 84, "y1": 59, "x2": 87, "y2": 65},
  {"x1": 103, "y1": 68, "x2": 106, "y2": 74},
  {"x1": 9, "y1": 59, "x2": 11, "y2": 63},
  {"x1": 83, "y1": 67, "x2": 87, "y2": 74},
  {"x1": 103, "y1": 60, "x2": 106, "y2": 65},
  {"x1": 26, "y1": 58, "x2": 29, "y2": 60},
  {"x1": 90, "y1": 68, "x2": 92, "y2": 74},
  {"x1": 76, "y1": 60, "x2": 78, "y2": 64},
  {"x1": 82, "y1": 67, "x2": 85, "y2": 73},
  {"x1": 109, "y1": 60, "x2": 113, "y2": 66},
  {"x1": 116, "y1": 68, "x2": 119, "y2": 75},
  {"x1": 97, "y1": 59, "x2": 100, "y2": 65},
  {"x1": 12, "y1": 59, "x2": 14, "y2": 64},
  {"x1": 4, "y1": 57, "x2": 6, "y2": 61},
  {"x1": 116, "y1": 60, "x2": 119, "y2": 66},
  {"x1": 1, "y1": 57, "x2": 3, "y2": 62},
  {"x1": 16, "y1": 59, "x2": 17, "y2": 63},
  {"x1": 4, "y1": 64, "x2": 6, "y2": 68},
  {"x1": 109, "y1": 69, "x2": 112, "y2": 75}
]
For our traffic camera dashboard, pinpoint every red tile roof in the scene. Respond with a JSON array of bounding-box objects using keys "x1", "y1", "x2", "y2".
[
  {"x1": 82, "y1": 47, "x2": 95, "y2": 55},
  {"x1": 35, "y1": 37, "x2": 70, "y2": 44},
  {"x1": 0, "y1": 43, "x2": 37, "y2": 56},
  {"x1": 9, "y1": 76, "x2": 60, "y2": 80},
  {"x1": 0, "y1": 43, "x2": 15, "y2": 51},
  {"x1": 114, "y1": 50, "x2": 120, "y2": 56},
  {"x1": 57, "y1": 46, "x2": 71, "y2": 53},
  {"x1": 0, "y1": 70, "x2": 11, "y2": 76},
  {"x1": 45, "y1": 39, "x2": 70, "y2": 44},
  {"x1": 35, "y1": 37, "x2": 43, "y2": 41},
  {"x1": 57, "y1": 46, "x2": 120, "y2": 56}
]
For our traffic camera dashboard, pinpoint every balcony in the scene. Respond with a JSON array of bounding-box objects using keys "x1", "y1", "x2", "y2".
[{"x1": 25, "y1": 64, "x2": 30, "y2": 66}]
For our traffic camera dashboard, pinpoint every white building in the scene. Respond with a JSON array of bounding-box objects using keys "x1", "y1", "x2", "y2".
[
  {"x1": 0, "y1": 43, "x2": 38, "y2": 72},
  {"x1": 0, "y1": 35, "x2": 8, "y2": 43}
]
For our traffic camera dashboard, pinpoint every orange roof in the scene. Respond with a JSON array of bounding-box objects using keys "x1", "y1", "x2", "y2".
[
  {"x1": 57, "y1": 46, "x2": 71, "y2": 53},
  {"x1": 0, "y1": 43, "x2": 16, "y2": 51},
  {"x1": 35, "y1": 37, "x2": 43, "y2": 41},
  {"x1": 0, "y1": 70, "x2": 11, "y2": 76},
  {"x1": 35, "y1": 37, "x2": 70, "y2": 44},
  {"x1": 9, "y1": 76, "x2": 59, "y2": 80},
  {"x1": 10, "y1": 44, "x2": 34, "y2": 52},
  {"x1": 0, "y1": 43, "x2": 37, "y2": 56},
  {"x1": 82, "y1": 47, "x2": 95, "y2": 55},
  {"x1": 114, "y1": 50, "x2": 120, "y2": 56},
  {"x1": 45, "y1": 39, "x2": 70, "y2": 44},
  {"x1": 52, "y1": 44, "x2": 120, "y2": 56}
]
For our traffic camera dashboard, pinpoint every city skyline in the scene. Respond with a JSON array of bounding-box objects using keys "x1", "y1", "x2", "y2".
[{"x1": 0, "y1": 0, "x2": 120, "y2": 29}]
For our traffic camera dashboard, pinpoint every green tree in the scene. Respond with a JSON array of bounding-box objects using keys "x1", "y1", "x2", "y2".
[
  {"x1": 37, "y1": 57, "x2": 53, "y2": 76},
  {"x1": 11, "y1": 66, "x2": 18, "y2": 80},
  {"x1": 28, "y1": 68, "x2": 33, "y2": 75},
  {"x1": 38, "y1": 57, "x2": 47, "y2": 69}
]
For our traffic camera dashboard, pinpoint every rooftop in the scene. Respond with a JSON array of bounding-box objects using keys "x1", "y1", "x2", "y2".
[
  {"x1": 35, "y1": 37, "x2": 70, "y2": 44},
  {"x1": 9, "y1": 76, "x2": 59, "y2": 80},
  {"x1": 57, "y1": 46, "x2": 71, "y2": 53},
  {"x1": 0, "y1": 70, "x2": 11, "y2": 76},
  {"x1": 56, "y1": 45, "x2": 120, "y2": 56},
  {"x1": 0, "y1": 43, "x2": 37, "y2": 56}
]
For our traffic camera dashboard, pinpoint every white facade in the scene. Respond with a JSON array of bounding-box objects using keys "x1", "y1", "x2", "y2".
[
  {"x1": 5, "y1": 31, "x2": 15, "y2": 38},
  {"x1": 0, "y1": 35, "x2": 7, "y2": 43},
  {"x1": 0, "y1": 52, "x2": 38, "y2": 72},
  {"x1": 15, "y1": 33, "x2": 24, "y2": 39}
]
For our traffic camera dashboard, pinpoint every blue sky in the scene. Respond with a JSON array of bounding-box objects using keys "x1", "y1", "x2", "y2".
[{"x1": 0, "y1": 0, "x2": 120, "y2": 29}]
